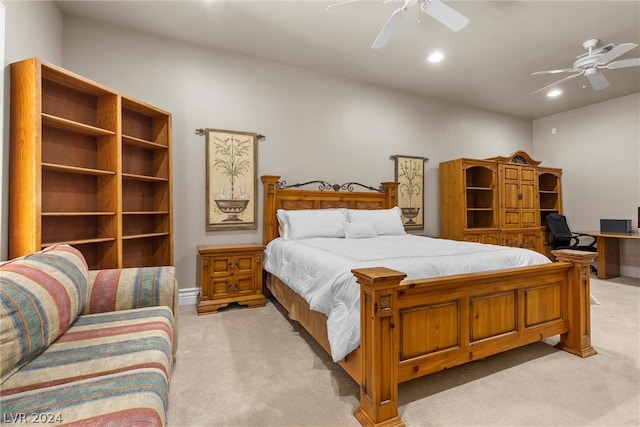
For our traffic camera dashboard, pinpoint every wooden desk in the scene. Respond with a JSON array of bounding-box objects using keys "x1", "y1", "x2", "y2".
[{"x1": 577, "y1": 230, "x2": 640, "y2": 279}]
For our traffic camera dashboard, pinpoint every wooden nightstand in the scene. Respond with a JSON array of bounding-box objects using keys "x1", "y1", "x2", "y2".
[{"x1": 197, "y1": 244, "x2": 266, "y2": 314}]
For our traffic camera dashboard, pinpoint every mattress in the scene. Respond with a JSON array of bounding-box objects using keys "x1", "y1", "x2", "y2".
[{"x1": 263, "y1": 234, "x2": 551, "y2": 362}]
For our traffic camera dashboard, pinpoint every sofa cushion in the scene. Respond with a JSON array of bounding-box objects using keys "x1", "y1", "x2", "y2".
[
  {"x1": 0, "y1": 368, "x2": 168, "y2": 426},
  {"x1": 85, "y1": 266, "x2": 179, "y2": 358},
  {"x1": 85, "y1": 267, "x2": 178, "y2": 314},
  {"x1": 0, "y1": 245, "x2": 88, "y2": 384},
  {"x1": 0, "y1": 306, "x2": 173, "y2": 393}
]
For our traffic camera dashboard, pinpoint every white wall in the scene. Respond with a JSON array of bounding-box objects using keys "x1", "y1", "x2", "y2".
[
  {"x1": 2, "y1": 1, "x2": 62, "y2": 65},
  {"x1": 1, "y1": 1, "x2": 63, "y2": 259},
  {"x1": 60, "y1": 16, "x2": 532, "y2": 289},
  {"x1": 533, "y1": 94, "x2": 640, "y2": 278}
]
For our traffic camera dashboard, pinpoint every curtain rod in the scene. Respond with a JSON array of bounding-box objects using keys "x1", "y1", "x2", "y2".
[
  {"x1": 195, "y1": 128, "x2": 266, "y2": 141},
  {"x1": 389, "y1": 155, "x2": 429, "y2": 162}
]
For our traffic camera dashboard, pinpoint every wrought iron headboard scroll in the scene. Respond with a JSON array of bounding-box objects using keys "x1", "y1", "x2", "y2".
[{"x1": 277, "y1": 180, "x2": 383, "y2": 193}]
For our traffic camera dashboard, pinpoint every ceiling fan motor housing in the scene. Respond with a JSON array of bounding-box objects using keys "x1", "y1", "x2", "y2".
[
  {"x1": 574, "y1": 55, "x2": 603, "y2": 70},
  {"x1": 574, "y1": 43, "x2": 614, "y2": 69}
]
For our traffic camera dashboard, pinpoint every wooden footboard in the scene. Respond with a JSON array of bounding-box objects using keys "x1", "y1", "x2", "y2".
[{"x1": 352, "y1": 249, "x2": 596, "y2": 427}]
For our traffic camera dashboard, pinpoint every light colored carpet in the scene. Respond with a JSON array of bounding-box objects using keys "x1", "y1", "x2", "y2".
[{"x1": 167, "y1": 276, "x2": 640, "y2": 426}]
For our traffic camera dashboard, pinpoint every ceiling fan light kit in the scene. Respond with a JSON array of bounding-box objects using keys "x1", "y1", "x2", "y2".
[{"x1": 531, "y1": 38, "x2": 640, "y2": 95}]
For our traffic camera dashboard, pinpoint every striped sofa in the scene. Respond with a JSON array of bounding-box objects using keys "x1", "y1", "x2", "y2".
[{"x1": 0, "y1": 244, "x2": 178, "y2": 426}]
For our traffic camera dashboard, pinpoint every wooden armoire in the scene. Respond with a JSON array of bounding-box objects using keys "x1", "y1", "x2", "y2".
[
  {"x1": 439, "y1": 151, "x2": 562, "y2": 257},
  {"x1": 9, "y1": 57, "x2": 173, "y2": 269}
]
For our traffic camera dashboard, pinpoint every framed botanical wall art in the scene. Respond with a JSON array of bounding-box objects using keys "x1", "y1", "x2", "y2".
[
  {"x1": 392, "y1": 154, "x2": 426, "y2": 230},
  {"x1": 205, "y1": 129, "x2": 257, "y2": 230}
]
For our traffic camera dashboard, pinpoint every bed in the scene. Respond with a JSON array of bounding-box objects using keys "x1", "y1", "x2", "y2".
[{"x1": 261, "y1": 175, "x2": 597, "y2": 427}]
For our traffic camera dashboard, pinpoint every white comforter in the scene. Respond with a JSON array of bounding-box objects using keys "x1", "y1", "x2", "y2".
[{"x1": 263, "y1": 235, "x2": 551, "y2": 362}]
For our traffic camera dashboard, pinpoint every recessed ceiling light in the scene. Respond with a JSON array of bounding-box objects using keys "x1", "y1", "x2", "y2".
[
  {"x1": 547, "y1": 89, "x2": 562, "y2": 97},
  {"x1": 427, "y1": 51, "x2": 444, "y2": 63}
]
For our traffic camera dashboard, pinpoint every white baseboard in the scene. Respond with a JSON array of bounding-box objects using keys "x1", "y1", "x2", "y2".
[{"x1": 179, "y1": 287, "x2": 199, "y2": 306}]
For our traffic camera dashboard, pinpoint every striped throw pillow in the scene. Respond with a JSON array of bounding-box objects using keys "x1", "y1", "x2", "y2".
[{"x1": 0, "y1": 245, "x2": 88, "y2": 384}]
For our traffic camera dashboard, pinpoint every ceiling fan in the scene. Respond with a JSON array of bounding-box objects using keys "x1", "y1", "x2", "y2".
[
  {"x1": 531, "y1": 39, "x2": 640, "y2": 94},
  {"x1": 327, "y1": 0, "x2": 470, "y2": 49}
]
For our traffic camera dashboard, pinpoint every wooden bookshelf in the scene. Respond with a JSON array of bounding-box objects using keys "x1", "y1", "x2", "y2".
[{"x1": 9, "y1": 57, "x2": 173, "y2": 268}]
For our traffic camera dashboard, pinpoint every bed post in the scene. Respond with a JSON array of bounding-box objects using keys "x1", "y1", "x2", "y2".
[
  {"x1": 552, "y1": 249, "x2": 598, "y2": 358},
  {"x1": 351, "y1": 267, "x2": 407, "y2": 427},
  {"x1": 261, "y1": 175, "x2": 280, "y2": 245},
  {"x1": 380, "y1": 182, "x2": 399, "y2": 208}
]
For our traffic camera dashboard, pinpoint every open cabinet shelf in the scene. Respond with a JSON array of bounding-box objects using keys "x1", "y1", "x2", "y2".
[
  {"x1": 10, "y1": 57, "x2": 173, "y2": 268},
  {"x1": 538, "y1": 168, "x2": 563, "y2": 226}
]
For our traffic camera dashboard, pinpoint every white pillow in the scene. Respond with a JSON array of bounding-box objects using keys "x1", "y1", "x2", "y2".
[
  {"x1": 343, "y1": 222, "x2": 377, "y2": 239},
  {"x1": 276, "y1": 209, "x2": 347, "y2": 240},
  {"x1": 346, "y1": 206, "x2": 406, "y2": 236}
]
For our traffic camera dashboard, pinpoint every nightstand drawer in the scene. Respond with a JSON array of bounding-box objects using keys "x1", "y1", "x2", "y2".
[
  {"x1": 208, "y1": 274, "x2": 255, "y2": 298},
  {"x1": 210, "y1": 254, "x2": 256, "y2": 276}
]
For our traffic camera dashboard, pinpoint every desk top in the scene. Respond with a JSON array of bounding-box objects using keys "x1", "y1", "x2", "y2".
[{"x1": 578, "y1": 230, "x2": 640, "y2": 239}]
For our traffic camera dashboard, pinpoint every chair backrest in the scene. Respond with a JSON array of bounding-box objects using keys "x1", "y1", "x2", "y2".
[{"x1": 546, "y1": 213, "x2": 573, "y2": 247}]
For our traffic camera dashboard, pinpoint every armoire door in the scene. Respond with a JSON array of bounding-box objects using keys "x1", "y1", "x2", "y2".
[{"x1": 500, "y1": 164, "x2": 538, "y2": 228}]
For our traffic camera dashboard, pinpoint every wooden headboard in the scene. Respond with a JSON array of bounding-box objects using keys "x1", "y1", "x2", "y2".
[{"x1": 261, "y1": 175, "x2": 399, "y2": 245}]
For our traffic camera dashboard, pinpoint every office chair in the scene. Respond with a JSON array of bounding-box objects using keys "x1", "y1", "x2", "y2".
[
  {"x1": 546, "y1": 213, "x2": 597, "y2": 252},
  {"x1": 546, "y1": 213, "x2": 598, "y2": 275},
  {"x1": 546, "y1": 213, "x2": 600, "y2": 296}
]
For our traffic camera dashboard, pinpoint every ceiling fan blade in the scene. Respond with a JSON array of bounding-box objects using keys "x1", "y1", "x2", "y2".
[
  {"x1": 326, "y1": 0, "x2": 360, "y2": 12},
  {"x1": 421, "y1": 0, "x2": 469, "y2": 32},
  {"x1": 596, "y1": 42, "x2": 638, "y2": 65},
  {"x1": 531, "y1": 68, "x2": 579, "y2": 76},
  {"x1": 586, "y1": 70, "x2": 609, "y2": 91},
  {"x1": 372, "y1": 6, "x2": 405, "y2": 49},
  {"x1": 605, "y1": 58, "x2": 640, "y2": 69},
  {"x1": 530, "y1": 71, "x2": 584, "y2": 95}
]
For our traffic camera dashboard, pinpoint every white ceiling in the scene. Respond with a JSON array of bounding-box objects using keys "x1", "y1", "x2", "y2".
[{"x1": 56, "y1": 0, "x2": 640, "y2": 120}]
